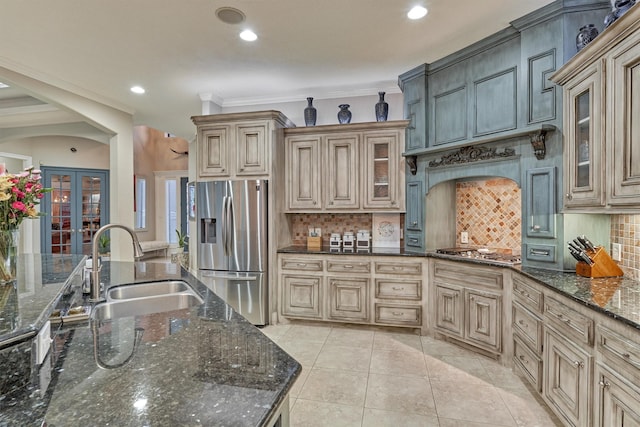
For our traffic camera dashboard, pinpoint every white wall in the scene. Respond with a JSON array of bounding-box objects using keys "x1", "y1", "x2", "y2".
[{"x1": 221, "y1": 92, "x2": 404, "y2": 126}]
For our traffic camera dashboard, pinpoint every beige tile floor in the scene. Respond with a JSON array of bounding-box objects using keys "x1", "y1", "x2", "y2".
[{"x1": 261, "y1": 323, "x2": 563, "y2": 427}]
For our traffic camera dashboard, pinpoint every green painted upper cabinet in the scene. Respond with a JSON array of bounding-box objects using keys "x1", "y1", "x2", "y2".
[
  {"x1": 404, "y1": 180, "x2": 424, "y2": 251},
  {"x1": 398, "y1": 65, "x2": 427, "y2": 152},
  {"x1": 526, "y1": 167, "x2": 556, "y2": 238}
]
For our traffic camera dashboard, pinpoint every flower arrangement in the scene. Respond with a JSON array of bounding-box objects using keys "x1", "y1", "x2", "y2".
[
  {"x1": 0, "y1": 166, "x2": 50, "y2": 231},
  {"x1": 0, "y1": 166, "x2": 50, "y2": 283}
]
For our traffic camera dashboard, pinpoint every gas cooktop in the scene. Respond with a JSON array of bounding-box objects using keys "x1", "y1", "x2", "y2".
[{"x1": 436, "y1": 247, "x2": 522, "y2": 265}]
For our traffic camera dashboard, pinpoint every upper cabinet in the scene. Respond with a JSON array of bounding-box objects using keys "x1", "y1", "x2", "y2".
[
  {"x1": 284, "y1": 121, "x2": 409, "y2": 213},
  {"x1": 192, "y1": 111, "x2": 294, "y2": 180},
  {"x1": 551, "y1": 5, "x2": 640, "y2": 211}
]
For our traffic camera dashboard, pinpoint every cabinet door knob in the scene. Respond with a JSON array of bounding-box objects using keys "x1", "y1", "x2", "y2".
[
  {"x1": 599, "y1": 380, "x2": 611, "y2": 389},
  {"x1": 412, "y1": 221, "x2": 418, "y2": 226},
  {"x1": 531, "y1": 225, "x2": 541, "y2": 231},
  {"x1": 574, "y1": 360, "x2": 584, "y2": 368},
  {"x1": 566, "y1": 193, "x2": 573, "y2": 200}
]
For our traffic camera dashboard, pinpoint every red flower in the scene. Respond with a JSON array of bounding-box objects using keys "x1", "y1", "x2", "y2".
[{"x1": 11, "y1": 201, "x2": 26, "y2": 212}]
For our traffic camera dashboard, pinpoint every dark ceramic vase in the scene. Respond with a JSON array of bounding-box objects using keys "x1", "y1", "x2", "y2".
[
  {"x1": 604, "y1": 0, "x2": 636, "y2": 28},
  {"x1": 375, "y1": 92, "x2": 389, "y2": 122},
  {"x1": 304, "y1": 97, "x2": 317, "y2": 126},
  {"x1": 337, "y1": 104, "x2": 352, "y2": 124},
  {"x1": 576, "y1": 24, "x2": 599, "y2": 51}
]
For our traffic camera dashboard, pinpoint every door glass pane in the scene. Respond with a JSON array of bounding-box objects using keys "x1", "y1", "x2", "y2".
[
  {"x1": 50, "y1": 174, "x2": 72, "y2": 254},
  {"x1": 373, "y1": 143, "x2": 389, "y2": 198},
  {"x1": 575, "y1": 90, "x2": 590, "y2": 188},
  {"x1": 166, "y1": 180, "x2": 178, "y2": 244},
  {"x1": 81, "y1": 175, "x2": 102, "y2": 255}
]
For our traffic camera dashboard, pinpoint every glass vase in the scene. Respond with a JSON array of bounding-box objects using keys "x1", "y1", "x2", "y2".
[{"x1": 0, "y1": 230, "x2": 19, "y2": 284}]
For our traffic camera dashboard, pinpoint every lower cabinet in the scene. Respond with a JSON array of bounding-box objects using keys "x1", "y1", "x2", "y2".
[
  {"x1": 328, "y1": 277, "x2": 369, "y2": 322},
  {"x1": 279, "y1": 253, "x2": 425, "y2": 329},
  {"x1": 282, "y1": 275, "x2": 322, "y2": 319},
  {"x1": 431, "y1": 260, "x2": 503, "y2": 355},
  {"x1": 595, "y1": 363, "x2": 640, "y2": 427},
  {"x1": 543, "y1": 328, "x2": 593, "y2": 427}
]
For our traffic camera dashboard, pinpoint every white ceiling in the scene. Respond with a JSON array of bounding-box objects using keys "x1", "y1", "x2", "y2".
[{"x1": 0, "y1": 0, "x2": 555, "y2": 139}]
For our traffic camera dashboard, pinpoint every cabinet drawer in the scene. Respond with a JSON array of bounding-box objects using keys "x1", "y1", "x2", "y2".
[
  {"x1": 512, "y1": 275, "x2": 543, "y2": 314},
  {"x1": 280, "y1": 257, "x2": 323, "y2": 272},
  {"x1": 513, "y1": 335, "x2": 542, "y2": 392},
  {"x1": 544, "y1": 297, "x2": 594, "y2": 346},
  {"x1": 327, "y1": 260, "x2": 370, "y2": 273},
  {"x1": 375, "y1": 261, "x2": 422, "y2": 275},
  {"x1": 524, "y1": 243, "x2": 556, "y2": 263},
  {"x1": 512, "y1": 302, "x2": 543, "y2": 353},
  {"x1": 432, "y1": 261, "x2": 503, "y2": 290},
  {"x1": 405, "y1": 232, "x2": 423, "y2": 249},
  {"x1": 374, "y1": 303, "x2": 422, "y2": 327},
  {"x1": 375, "y1": 279, "x2": 421, "y2": 300},
  {"x1": 597, "y1": 324, "x2": 640, "y2": 376}
]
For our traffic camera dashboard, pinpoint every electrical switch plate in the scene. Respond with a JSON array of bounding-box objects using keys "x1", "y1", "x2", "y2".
[
  {"x1": 612, "y1": 243, "x2": 622, "y2": 261},
  {"x1": 461, "y1": 232, "x2": 469, "y2": 244}
]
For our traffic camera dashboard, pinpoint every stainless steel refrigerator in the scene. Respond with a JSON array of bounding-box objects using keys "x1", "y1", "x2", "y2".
[{"x1": 196, "y1": 180, "x2": 268, "y2": 325}]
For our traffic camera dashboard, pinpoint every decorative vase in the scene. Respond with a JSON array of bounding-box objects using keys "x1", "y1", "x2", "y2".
[
  {"x1": 375, "y1": 91, "x2": 389, "y2": 122},
  {"x1": 604, "y1": 0, "x2": 636, "y2": 28},
  {"x1": 337, "y1": 104, "x2": 352, "y2": 124},
  {"x1": 0, "y1": 230, "x2": 18, "y2": 284},
  {"x1": 304, "y1": 97, "x2": 317, "y2": 126},
  {"x1": 576, "y1": 24, "x2": 599, "y2": 51}
]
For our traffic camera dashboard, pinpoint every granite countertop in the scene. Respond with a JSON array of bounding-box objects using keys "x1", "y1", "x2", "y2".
[
  {"x1": 0, "y1": 260, "x2": 301, "y2": 427},
  {"x1": 0, "y1": 254, "x2": 86, "y2": 345},
  {"x1": 280, "y1": 247, "x2": 640, "y2": 330}
]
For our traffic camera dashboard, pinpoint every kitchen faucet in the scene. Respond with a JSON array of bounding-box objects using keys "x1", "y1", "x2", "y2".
[{"x1": 90, "y1": 224, "x2": 144, "y2": 301}]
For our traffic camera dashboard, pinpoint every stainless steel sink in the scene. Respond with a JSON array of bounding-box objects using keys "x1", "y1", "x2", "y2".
[
  {"x1": 107, "y1": 280, "x2": 191, "y2": 300},
  {"x1": 92, "y1": 292, "x2": 204, "y2": 322}
]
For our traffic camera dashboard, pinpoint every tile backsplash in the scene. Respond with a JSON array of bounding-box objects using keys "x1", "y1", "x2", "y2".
[
  {"x1": 456, "y1": 178, "x2": 522, "y2": 252},
  {"x1": 289, "y1": 213, "x2": 373, "y2": 245},
  {"x1": 610, "y1": 214, "x2": 640, "y2": 280}
]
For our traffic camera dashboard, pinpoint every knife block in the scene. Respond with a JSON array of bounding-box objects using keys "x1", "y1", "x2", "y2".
[{"x1": 575, "y1": 246, "x2": 624, "y2": 278}]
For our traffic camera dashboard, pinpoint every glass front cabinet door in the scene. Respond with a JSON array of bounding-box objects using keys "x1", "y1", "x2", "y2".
[{"x1": 563, "y1": 62, "x2": 604, "y2": 208}]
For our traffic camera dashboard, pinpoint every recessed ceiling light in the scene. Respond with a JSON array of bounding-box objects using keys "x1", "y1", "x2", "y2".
[
  {"x1": 408, "y1": 5, "x2": 428, "y2": 20},
  {"x1": 130, "y1": 86, "x2": 146, "y2": 94},
  {"x1": 215, "y1": 7, "x2": 246, "y2": 24},
  {"x1": 239, "y1": 29, "x2": 258, "y2": 42},
  {"x1": 0, "y1": 82, "x2": 9, "y2": 88}
]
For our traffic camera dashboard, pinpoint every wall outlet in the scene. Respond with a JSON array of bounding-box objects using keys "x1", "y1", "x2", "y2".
[
  {"x1": 461, "y1": 232, "x2": 469, "y2": 244},
  {"x1": 611, "y1": 243, "x2": 622, "y2": 261}
]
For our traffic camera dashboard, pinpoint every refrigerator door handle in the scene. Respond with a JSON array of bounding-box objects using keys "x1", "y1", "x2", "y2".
[
  {"x1": 221, "y1": 195, "x2": 228, "y2": 256},
  {"x1": 227, "y1": 194, "x2": 235, "y2": 255}
]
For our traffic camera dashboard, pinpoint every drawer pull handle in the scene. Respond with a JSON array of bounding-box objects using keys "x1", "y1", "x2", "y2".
[
  {"x1": 410, "y1": 238, "x2": 418, "y2": 243},
  {"x1": 530, "y1": 249, "x2": 550, "y2": 256},
  {"x1": 519, "y1": 355, "x2": 528, "y2": 364},
  {"x1": 344, "y1": 265, "x2": 353, "y2": 269},
  {"x1": 599, "y1": 380, "x2": 611, "y2": 389},
  {"x1": 574, "y1": 360, "x2": 584, "y2": 368},
  {"x1": 518, "y1": 319, "x2": 526, "y2": 326},
  {"x1": 297, "y1": 263, "x2": 307, "y2": 267},
  {"x1": 623, "y1": 353, "x2": 631, "y2": 359},
  {"x1": 519, "y1": 290, "x2": 531, "y2": 298},
  {"x1": 392, "y1": 287, "x2": 404, "y2": 291},
  {"x1": 392, "y1": 312, "x2": 404, "y2": 317}
]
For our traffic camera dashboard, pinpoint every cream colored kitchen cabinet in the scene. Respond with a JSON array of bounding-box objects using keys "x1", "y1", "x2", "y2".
[
  {"x1": 561, "y1": 62, "x2": 605, "y2": 208},
  {"x1": 431, "y1": 259, "x2": 504, "y2": 355},
  {"x1": 285, "y1": 135, "x2": 322, "y2": 210},
  {"x1": 328, "y1": 277, "x2": 369, "y2": 322},
  {"x1": 325, "y1": 134, "x2": 359, "y2": 209},
  {"x1": 608, "y1": 27, "x2": 640, "y2": 206},
  {"x1": 193, "y1": 111, "x2": 293, "y2": 180},
  {"x1": 512, "y1": 274, "x2": 544, "y2": 391},
  {"x1": 278, "y1": 253, "x2": 425, "y2": 329},
  {"x1": 595, "y1": 364, "x2": 640, "y2": 427},
  {"x1": 543, "y1": 328, "x2": 593, "y2": 427},
  {"x1": 362, "y1": 130, "x2": 403, "y2": 210},
  {"x1": 551, "y1": 6, "x2": 640, "y2": 211},
  {"x1": 284, "y1": 120, "x2": 408, "y2": 212}
]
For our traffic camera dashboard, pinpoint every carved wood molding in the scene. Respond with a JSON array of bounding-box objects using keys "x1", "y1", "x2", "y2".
[{"x1": 428, "y1": 145, "x2": 516, "y2": 168}]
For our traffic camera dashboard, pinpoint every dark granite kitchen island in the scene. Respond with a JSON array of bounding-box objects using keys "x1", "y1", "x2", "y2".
[{"x1": 0, "y1": 259, "x2": 301, "y2": 427}]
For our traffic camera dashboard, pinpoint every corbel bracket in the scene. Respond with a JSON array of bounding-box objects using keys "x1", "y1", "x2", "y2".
[
  {"x1": 530, "y1": 127, "x2": 552, "y2": 160},
  {"x1": 406, "y1": 155, "x2": 417, "y2": 175}
]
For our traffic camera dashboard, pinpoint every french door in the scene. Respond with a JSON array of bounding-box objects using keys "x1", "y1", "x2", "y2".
[{"x1": 41, "y1": 167, "x2": 109, "y2": 255}]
